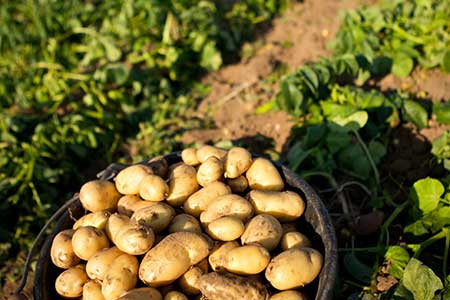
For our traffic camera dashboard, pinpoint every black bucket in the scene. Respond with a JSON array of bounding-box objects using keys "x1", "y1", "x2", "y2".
[{"x1": 14, "y1": 153, "x2": 338, "y2": 300}]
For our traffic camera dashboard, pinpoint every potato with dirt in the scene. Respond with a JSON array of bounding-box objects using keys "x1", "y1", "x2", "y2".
[
  {"x1": 168, "y1": 213, "x2": 202, "y2": 234},
  {"x1": 280, "y1": 231, "x2": 312, "y2": 250},
  {"x1": 166, "y1": 164, "x2": 199, "y2": 206},
  {"x1": 164, "y1": 291, "x2": 189, "y2": 300},
  {"x1": 207, "y1": 216, "x2": 244, "y2": 241},
  {"x1": 86, "y1": 246, "x2": 124, "y2": 281},
  {"x1": 269, "y1": 290, "x2": 309, "y2": 300},
  {"x1": 183, "y1": 182, "x2": 231, "y2": 217},
  {"x1": 102, "y1": 254, "x2": 139, "y2": 300},
  {"x1": 131, "y1": 203, "x2": 175, "y2": 233},
  {"x1": 178, "y1": 266, "x2": 205, "y2": 295},
  {"x1": 115, "y1": 164, "x2": 153, "y2": 195},
  {"x1": 248, "y1": 190, "x2": 305, "y2": 222},
  {"x1": 227, "y1": 175, "x2": 248, "y2": 193},
  {"x1": 55, "y1": 264, "x2": 89, "y2": 298},
  {"x1": 241, "y1": 214, "x2": 283, "y2": 251},
  {"x1": 245, "y1": 158, "x2": 284, "y2": 191},
  {"x1": 208, "y1": 241, "x2": 239, "y2": 272},
  {"x1": 200, "y1": 194, "x2": 253, "y2": 225},
  {"x1": 196, "y1": 156, "x2": 224, "y2": 187},
  {"x1": 139, "y1": 174, "x2": 169, "y2": 202},
  {"x1": 83, "y1": 280, "x2": 105, "y2": 300},
  {"x1": 79, "y1": 180, "x2": 121, "y2": 212},
  {"x1": 224, "y1": 147, "x2": 252, "y2": 179},
  {"x1": 73, "y1": 211, "x2": 111, "y2": 230},
  {"x1": 117, "y1": 195, "x2": 158, "y2": 216},
  {"x1": 181, "y1": 148, "x2": 200, "y2": 166},
  {"x1": 72, "y1": 226, "x2": 109, "y2": 261},
  {"x1": 105, "y1": 213, "x2": 130, "y2": 243},
  {"x1": 223, "y1": 244, "x2": 270, "y2": 275},
  {"x1": 196, "y1": 145, "x2": 227, "y2": 163},
  {"x1": 51, "y1": 229, "x2": 80, "y2": 269},
  {"x1": 265, "y1": 247, "x2": 323, "y2": 290},
  {"x1": 114, "y1": 223, "x2": 155, "y2": 255},
  {"x1": 199, "y1": 272, "x2": 269, "y2": 300},
  {"x1": 118, "y1": 287, "x2": 162, "y2": 300}
]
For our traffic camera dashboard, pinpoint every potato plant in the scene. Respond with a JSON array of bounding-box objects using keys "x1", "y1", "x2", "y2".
[{"x1": 50, "y1": 146, "x2": 322, "y2": 300}]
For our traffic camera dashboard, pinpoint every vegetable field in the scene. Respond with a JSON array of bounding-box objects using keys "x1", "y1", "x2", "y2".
[{"x1": 2, "y1": 0, "x2": 450, "y2": 299}]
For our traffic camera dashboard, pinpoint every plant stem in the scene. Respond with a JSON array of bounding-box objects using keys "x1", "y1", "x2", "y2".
[
  {"x1": 352, "y1": 129, "x2": 380, "y2": 186},
  {"x1": 414, "y1": 229, "x2": 447, "y2": 258},
  {"x1": 444, "y1": 228, "x2": 450, "y2": 278}
]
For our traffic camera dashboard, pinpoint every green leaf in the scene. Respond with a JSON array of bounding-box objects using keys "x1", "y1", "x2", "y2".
[
  {"x1": 287, "y1": 142, "x2": 311, "y2": 171},
  {"x1": 343, "y1": 253, "x2": 373, "y2": 283},
  {"x1": 326, "y1": 130, "x2": 352, "y2": 153},
  {"x1": 433, "y1": 102, "x2": 450, "y2": 125},
  {"x1": 279, "y1": 78, "x2": 303, "y2": 115},
  {"x1": 431, "y1": 131, "x2": 450, "y2": 170},
  {"x1": 384, "y1": 246, "x2": 410, "y2": 279},
  {"x1": 403, "y1": 100, "x2": 428, "y2": 129},
  {"x1": 299, "y1": 65, "x2": 319, "y2": 95},
  {"x1": 404, "y1": 220, "x2": 429, "y2": 236},
  {"x1": 411, "y1": 177, "x2": 444, "y2": 214},
  {"x1": 443, "y1": 50, "x2": 450, "y2": 74},
  {"x1": 401, "y1": 258, "x2": 443, "y2": 300},
  {"x1": 368, "y1": 140, "x2": 386, "y2": 165},
  {"x1": 201, "y1": 42, "x2": 222, "y2": 71},
  {"x1": 331, "y1": 110, "x2": 368, "y2": 131},
  {"x1": 255, "y1": 100, "x2": 276, "y2": 114}
]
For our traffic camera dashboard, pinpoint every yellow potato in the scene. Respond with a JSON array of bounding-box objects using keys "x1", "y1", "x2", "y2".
[
  {"x1": 248, "y1": 190, "x2": 305, "y2": 222},
  {"x1": 73, "y1": 211, "x2": 111, "y2": 230},
  {"x1": 269, "y1": 290, "x2": 308, "y2": 300},
  {"x1": 280, "y1": 232, "x2": 312, "y2": 250},
  {"x1": 86, "y1": 247, "x2": 124, "y2": 281},
  {"x1": 196, "y1": 145, "x2": 227, "y2": 163},
  {"x1": 166, "y1": 164, "x2": 199, "y2": 207},
  {"x1": 131, "y1": 203, "x2": 175, "y2": 233},
  {"x1": 196, "y1": 157, "x2": 223, "y2": 187},
  {"x1": 183, "y1": 182, "x2": 231, "y2": 217},
  {"x1": 118, "y1": 287, "x2": 162, "y2": 300},
  {"x1": 51, "y1": 229, "x2": 80, "y2": 269},
  {"x1": 168, "y1": 214, "x2": 202, "y2": 234},
  {"x1": 79, "y1": 180, "x2": 121, "y2": 212},
  {"x1": 55, "y1": 265, "x2": 88, "y2": 298},
  {"x1": 208, "y1": 241, "x2": 239, "y2": 272},
  {"x1": 245, "y1": 158, "x2": 284, "y2": 191},
  {"x1": 181, "y1": 148, "x2": 200, "y2": 166},
  {"x1": 83, "y1": 280, "x2": 105, "y2": 300},
  {"x1": 102, "y1": 254, "x2": 139, "y2": 300},
  {"x1": 223, "y1": 244, "x2": 270, "y2": 275},
  {"x1": 199, "y1": 272, "x2": 268, "y2": 300},
  {"x1": 72, "y1": 226, "x2": 109, "y2": 261},
  {"x1": 117, "y1": 195, "x2": 158, "y2": 217},
  {"x1": 224, "y1": 147, "x2": 252, "y2": 179},
  {"x1": 178, "y1": 266, "x2": 204, "y2": 295},
  {"x1": 163, "y1": 291, "x2": 188, "y2": 300},
  {"x1": 265, "y1": 247, "x2": 323, "y2": 290},
  {"x1": 227, "y1": 175, "x2": 248, "y2": 193},
  {"x1": 200, "y1": 194, "x2": 253, "y2": 225},
  {"x1": 207, "y1": 217, "x2": 244, "y2": 241},
  {"x1": 115, "y1": 224, "x2": 155, "y2": 255},
  {"x1": 115, "y1": 164, "x2": 153, "y2": 195},
  {"x1": 139, "y1": 175, "x2": 169, "y2": 202},
  {"x1": 105, "y1": 213, "x2": 130, "y2": 243},
  {"x1": 169, "y1": 232, "x2": 212, "y2": 265},
  {"x1": 147, "y1": 156, "x2": 169, "y2": 178},
  {"x1": 241, "y1": 214, "x2": 282, "y2": 251}
]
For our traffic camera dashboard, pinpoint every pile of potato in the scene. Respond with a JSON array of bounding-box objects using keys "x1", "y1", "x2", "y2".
[{"x1": 50, "y1": 146, "x2": 324, "y2": 300}]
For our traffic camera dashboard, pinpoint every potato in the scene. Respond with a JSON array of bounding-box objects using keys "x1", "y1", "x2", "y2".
[
  {"x1": 196, "y1": 145, "x2": 227, "y2": 163},
  {"x1": 208, "y1": 241, "x2": 239, "y2": 272},
  {"x1": 195, "y1": 259, "x2": 209, "y2": 273},
  {"x1": 224, "y1": 147, "x2": 252, "y2": 179},
  {"x1": 148, "y1": 156, "x2": 169, "y2": 178},
  {"x1": 80, "y1": 180, "x2": 121, "y2": 212},
  {"x1": 139, "y1": 175, "x2": 169, "y2": 202},
  {"x1": 269, "y1": 290, "x2": 308, "y2": 300},
  {"x1": 167, "y1": 164, "x2": 199, "y2": 206},
  {"x1": 227, "y1": 176, "x2": 248, "y2": 193},
  {"x1": 184, "y1": 182, "x2": 231, "y2": 217},
  {"x1": 105, "y1": 213, "x2": 130, "y2": 243},
  {"x1": 223, "y1": 245, "x2": 270, "y2": 275},
  {"x1": 265, "y1": 247, "x2": 323, "y2": 290},
  {"x1": 139, "y1": 232, "x2": 211, "y2": 287},
  {"x1": 164, "y1": 291, "x2": 188, "y2": 300},
  {"x1": 196, "y1": 157, "x2": 223, "y2": 187},
  {"x1": 280, "y1": 232, "x2": 312, "y2": 250},
  {"x1": 74, "y1": 211, "x2": 111, "y2": 230},
  {"x1": 168, "y1": 214, "x2": 202, "y2": 234},
  {"x1": 51, "y1": 229, "x2": 80, "y2": 269},
  {"x1": 83, "y1": 280, "x2": 105, "y2": 300},
  {"x1": 181, "y1": 148, "x2": 200, "y2": 166},
  {"x1": 241, "y1": 214, "x2": 282, "y2": 251},
  {"x1": 115, "y1": 224, "x2": 155, "y2": 255},
  {"x1": 178, "y1": 266, "x2": 204, "y2": 295},
  {"x1": 118, "y1": 287, "x2": 162, "y2": 300},
  {"x1": 102, "y1": 254, "x2": 139, "y2": 300},
  {"x1": 86, "y1": 247, "x2": 124, "y2": 281},
  {"x1": 131, "y1": 203, "x2": 175, "y2": 233},
  {"x1": 248, "y1": 190, "x2": 305, "y2": 222},
  {"x1": 72, "y1": 226, "x2": 109, "y2": 261},
  {"x1": 245, "y1": 158, "x2": 284, "y2": 191},
  {"x1": 207, "y1": 217, "x2": 244, "y2": 241},
  {"x1": 200, "y1": 194, "x2": 253, "y2": 225},
  {"x1": 55, "y1": 265, "x2": 88, "y2": 298},
  {"x1": 199, "y1": 272, "x2": 268, "y2": 300},
  {"x1": 117, "y1": 195, "x2": 158, "y2": 217},
  {"x1": 115, "y1": 164, "x2": 153, "y2": 195}
]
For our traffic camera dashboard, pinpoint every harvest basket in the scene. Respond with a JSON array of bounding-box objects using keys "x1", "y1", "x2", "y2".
[{"x1": 13, "y1": 152, "x2": 338, "y2": 300}]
